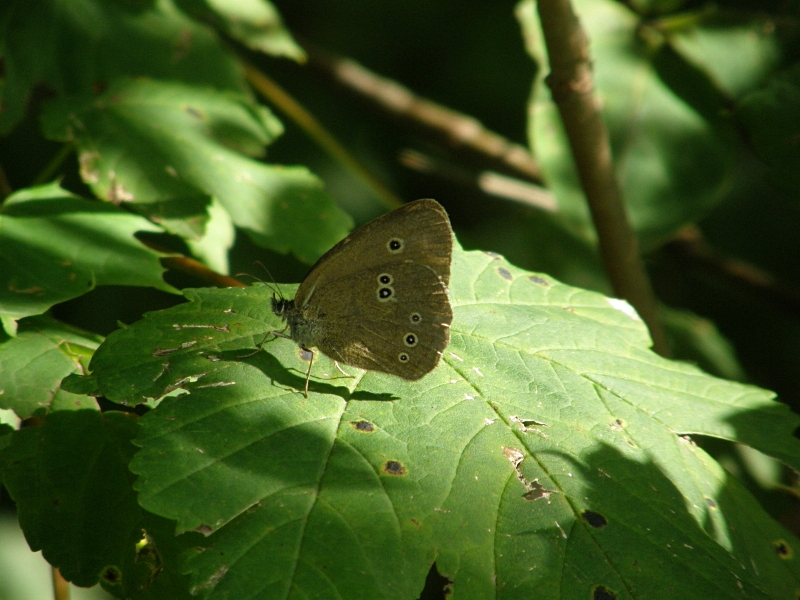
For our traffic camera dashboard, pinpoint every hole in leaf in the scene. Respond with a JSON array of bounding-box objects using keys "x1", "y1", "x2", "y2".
[
  {"x1": 582, "y1": 510, "x2": 608, "y2": 528},
  {"x1": 418, "y1": 562, "x2": 453, "y2": 600},
  {"x1": 592, "y1": 584, "x2": 617, "y2": 600}
]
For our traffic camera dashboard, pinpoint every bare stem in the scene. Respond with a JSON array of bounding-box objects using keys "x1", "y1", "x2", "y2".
[
  {"x1": 536, "y1": 0, "x2": 669, "y2": 356},
  {"x1": 305, "y1": 45, "x2": 542, "y2": 184},
  {"x1": 52, "y1": 567, "x2": 69, "y2": 600}
]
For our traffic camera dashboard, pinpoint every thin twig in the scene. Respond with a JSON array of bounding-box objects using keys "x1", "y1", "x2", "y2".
[
  {"x1": 399, "y1": 149, "x2": 557, "y2": 212},
  {"x1": 137, "y1": 238, "x2": 245, "y2": 288},
  {"x1": 537, "y1": 0, "x2": 669, "y2": 356},
  {"x1": 52, "y1": 567, "x2": 70, "y2": 600},
  {"x1": 304, "y1": 45, "x2": 543, "y2": 184},
  {"x1": 242, "y1": 61, "x2": 403, "y2": 211},
  {"x1": 160, "y1": 255, "x2": 245, "y2": 288}
]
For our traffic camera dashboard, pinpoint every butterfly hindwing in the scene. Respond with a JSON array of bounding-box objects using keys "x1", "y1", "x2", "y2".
[{"x1": 310, "y1": 261, "x2": 452, "y2": 379}]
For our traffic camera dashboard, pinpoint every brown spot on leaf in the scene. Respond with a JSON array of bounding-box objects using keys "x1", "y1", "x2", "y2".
[
  {"x1": 773, "y1": 539, "x2": 793, "y2": 559},
  {"x1": 528, "y1": 275, "x2": 549, "y2": 286},
  {"x1": 184, "y1": 105, "x2": 205, "y2": 120},
  {"x1": 382, "y1": 460, "x2": 407, "y2": 476},
  {"x1": 100, "y1": 566, "x2": 122, "y2": 584},
  {"x1": 350, "y1": 420, "x2": 375, "y2": 433}
]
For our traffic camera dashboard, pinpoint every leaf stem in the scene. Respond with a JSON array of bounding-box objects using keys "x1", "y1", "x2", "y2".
[{"x1": 52, "y1": 567, "x2": 69, "y2": 600}]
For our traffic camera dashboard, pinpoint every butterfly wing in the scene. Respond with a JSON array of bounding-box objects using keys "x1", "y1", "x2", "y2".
[
  {"x1": 306, "y1": 261, "x2": 452, "y2": 379},
  {"x1": 294, "y1": 199, "x2": 452, "y2": 309}
]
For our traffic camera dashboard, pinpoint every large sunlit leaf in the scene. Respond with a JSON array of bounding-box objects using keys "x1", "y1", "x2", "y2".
[
  {"x1": 65, "y1": 245, "x2": 800, "y2": 599},
  {"x1": 41, "y1": 78, "x2": 354, "y2": 264}
]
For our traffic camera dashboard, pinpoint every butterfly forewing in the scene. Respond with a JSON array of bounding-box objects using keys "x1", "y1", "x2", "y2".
[{"x1": 294, "y1": 199, "x2": 452, "y2": 309}]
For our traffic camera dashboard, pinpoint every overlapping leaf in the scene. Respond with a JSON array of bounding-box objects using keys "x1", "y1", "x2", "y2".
[
  {"x1": 42, "y1": 78, "x2": 354, "y2": 263},
  {"x1": 736, "y1": 65, "x2": 800, "y2": 196},
  {"x1": 0, "y1": 182, "x2": 175, "y2": 335},
  {"x1": 0, "y1": 0, "x2": 246, "y2": 134},
  {"x1": 0, "y1": 316, "x2": 102, "y2": 418},
  {"x1": 175, "y1": 0, "x2": 306, "y2": 61}
]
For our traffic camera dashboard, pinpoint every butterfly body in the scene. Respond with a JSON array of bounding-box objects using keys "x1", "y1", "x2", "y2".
[{"x1": 272, "y1": 199, "x2": 453, "y2": 390}]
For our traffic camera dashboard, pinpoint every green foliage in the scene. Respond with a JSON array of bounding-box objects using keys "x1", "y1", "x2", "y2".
[
  {"x1": 0, "y1": 315, "x2": 101, "y2": 418},
  {"x1": 517, "y1": 0, "x2": 779, "y2": 249},
  {"x1": 54, "y1": 247, "x2": 800, "y2": 598},
  {"x1": 1, "y1": 0, "x2": 799, "y2": 599},
  {"x1": 736, "y1": 64, "x2": 800, "y2": 196},
  {"x1": 0, "y1": 183, "x2": 175, "y2": 334}
]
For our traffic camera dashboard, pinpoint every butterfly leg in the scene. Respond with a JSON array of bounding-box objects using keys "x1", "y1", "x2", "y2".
[
  {"x1": 333, "y1": 361, "x2": 355, "y2": 379},
  {"x1": 238, "y1": 326, "x2": 289, "y2": 358},
  {"x1": 303, "y1": 347, "x2": 315, "y2": 398}
]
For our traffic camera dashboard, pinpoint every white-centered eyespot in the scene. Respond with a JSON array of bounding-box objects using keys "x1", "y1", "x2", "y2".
[{"x1": 387, "y1": 238, "x2": 404, "y2": 254}]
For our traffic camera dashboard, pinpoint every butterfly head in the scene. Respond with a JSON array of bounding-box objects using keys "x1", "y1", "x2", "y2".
[{"x1": 271, "y1": 295, "x2": 294, "y2": 320}]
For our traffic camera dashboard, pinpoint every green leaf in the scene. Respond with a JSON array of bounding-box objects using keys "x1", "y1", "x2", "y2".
[
  {"x1": 0, "y1": 315, "x2": 102, "y2": 418},
  {"x1": 127, "y1": 193, "x2": 214, "y2": 241},
  {"x1": 0, "y1": 182, "x2": 176, "y2": 335},
  {"x1": 0, "y1": 0, "x2": 247, "y2": 133},
  {"x1": 175, "y1": 0, "x2": 306, "y2": 61},
  {"x1": 736, "y1": 65, "x2": 800, "y2": 196},
  {"x1": 100, "y1": 512, "x2": 200, "y2": 600},
  {"x1": 72, "y1": 246, "x2": 800, "y2": 598},
  {"x1": 668, "y1": 14, "x2": 780, "y2": 98},
  {"x1": 185, "y1": 197, "x2": 237, "y2": 275},
  {"x1": 0, "y1": 410, "x2": 142, "y2": 588},
  {"x1": 42, "y1": 78, "x2": 354, "y2": 263},
  {"x1": 516, "y1": 0, "x2": 754, "y2": 248}
]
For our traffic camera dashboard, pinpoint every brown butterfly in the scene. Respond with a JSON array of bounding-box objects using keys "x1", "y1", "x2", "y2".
[{"x1": 272, "y1": 199, "x2": 453, "y2": 395}]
